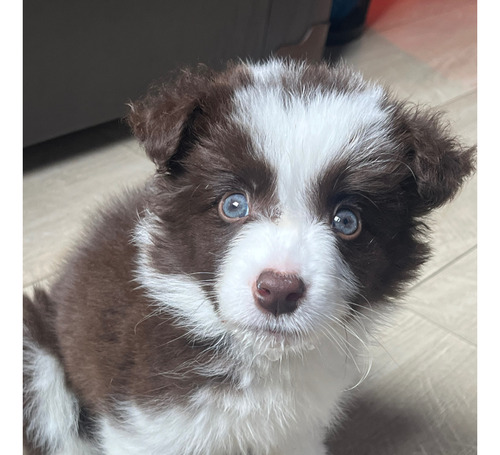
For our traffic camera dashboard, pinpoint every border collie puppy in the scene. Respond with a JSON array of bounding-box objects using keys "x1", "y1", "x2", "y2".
[{"x1": 23, "y1": 59, "x2": 475, "y2": 455}]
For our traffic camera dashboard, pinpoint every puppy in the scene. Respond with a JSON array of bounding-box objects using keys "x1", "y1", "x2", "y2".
[{"x1": 23, "y1": 59, "x2": 475, "y2": 455}]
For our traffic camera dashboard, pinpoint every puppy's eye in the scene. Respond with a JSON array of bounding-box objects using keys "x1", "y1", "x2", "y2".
[
  {"x1": 219, "y1": 193, "x2": 249, "y2": 221},
  {"x1": 332, "y1": 208, "x2": 361, "y2": 239}
]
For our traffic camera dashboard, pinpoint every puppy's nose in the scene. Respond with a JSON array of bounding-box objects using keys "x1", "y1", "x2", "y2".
[{"x1": 253, "y1": 270, "x2": 305, "y2": 316}]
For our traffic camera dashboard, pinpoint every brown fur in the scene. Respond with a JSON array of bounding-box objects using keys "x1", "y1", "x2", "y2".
[
  {"x1": 23, "y1": 60, "x2": 475, "y2": 454},
  {"x1": 50, "y1": 189, "x2": 232, "y2": 411}
]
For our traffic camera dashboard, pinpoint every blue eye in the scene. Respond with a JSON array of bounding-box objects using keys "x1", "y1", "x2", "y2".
[
  {"x1": 220, "y1": 193, "x2": 249, "y2": 220},
  {"x1": 332, "y1": 208, "x2": 360, "y2": 238}
]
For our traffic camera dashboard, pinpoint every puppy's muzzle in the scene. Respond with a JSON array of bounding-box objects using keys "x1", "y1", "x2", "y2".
[{"x1": 253, "y1": 270, "x2": 305, "y2": 316}]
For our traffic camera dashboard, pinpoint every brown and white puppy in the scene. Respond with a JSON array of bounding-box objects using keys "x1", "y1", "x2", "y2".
[{"x1": 23, "y1": 59, "x2": 475, "y2": 455}]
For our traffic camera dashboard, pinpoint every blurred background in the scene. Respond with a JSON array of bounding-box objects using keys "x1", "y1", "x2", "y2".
[
  {"x1": 23, "y1": 1, "x2": 477, "y2": 453},
  {"x1": 24, "y1": 0, "x2": 366, "y2": 147}
]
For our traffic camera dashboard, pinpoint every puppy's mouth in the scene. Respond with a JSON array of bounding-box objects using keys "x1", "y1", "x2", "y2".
[
  {"x1": 224, "y1": 322, "x2": 289, "y2": 338},
  {"x1": 223, "y1": 318, "x2": 317, "y2": 358},
  {"x1": 251, "y1": 325, "x2": 295, "y2": 341}
]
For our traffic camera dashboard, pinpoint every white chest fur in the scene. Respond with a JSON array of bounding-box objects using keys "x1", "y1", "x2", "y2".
[{"x1": 99, "y1": 340, "x2": 360, "y2": 455}]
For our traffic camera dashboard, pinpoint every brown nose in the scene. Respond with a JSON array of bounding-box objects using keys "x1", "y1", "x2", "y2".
[{"x1": 253, "y1": 270, "x2": 305, "y2": 316}]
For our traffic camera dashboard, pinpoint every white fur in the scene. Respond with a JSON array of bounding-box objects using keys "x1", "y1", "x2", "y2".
[
  {"x1": 98, "y1": 335, "x2": 357, "y2": 455},
  {"x1": 119, "y1": 60, "x2": 385, "y2": 454},
  {"x1": 26, "y1": 60, "x2": 391, "y2": 454},
  {"x1": 216, "y1": 217, "x2": 357, "y2": 344},
  {"x1": 132, "y1": 212, "x2": 227, "y2": 342},
  {"x1": 129, "y1": 210, "x2": 372, "y2": 454},
  {"x1": 233, "y1": 61, "x2": 390, "y2": 213},
  {"x1": 128, "y1": 208, "x2": 372, "y2": 455},
  {"x1": 23, "y1": 339, "x2": 97, "y2": 455}
]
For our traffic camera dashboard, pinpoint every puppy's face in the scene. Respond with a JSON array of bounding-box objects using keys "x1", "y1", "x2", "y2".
[{"x1": 130, "y1": 60, "x2": 474, "y2": 352}]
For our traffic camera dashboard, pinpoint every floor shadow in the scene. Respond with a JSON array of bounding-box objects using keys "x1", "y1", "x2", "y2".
[
  {"x1": 326, "y1": 395, "x2": 421, "y2": 454},
  {"x1": 323, "y1": 42, "x2": 361, "y2": 64},
  {"x1": 23, "y1": 119, "x2": 133, "y2": 173}
]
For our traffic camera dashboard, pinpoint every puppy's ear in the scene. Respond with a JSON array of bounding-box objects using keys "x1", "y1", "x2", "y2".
[
  {"x1": 127, "y1": 67, "x2": 214, "y2": 173},
  {"x1": 396, "y1": 105, "x2": 476, "y2": 214}
]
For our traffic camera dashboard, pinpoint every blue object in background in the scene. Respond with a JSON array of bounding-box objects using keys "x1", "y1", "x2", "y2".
[
  {"x1": 327, "y1": 0, "x2": 371, "y2": 45},
  {"x1": 330, "y1": 0, "x2": 360, "y2": 28}
]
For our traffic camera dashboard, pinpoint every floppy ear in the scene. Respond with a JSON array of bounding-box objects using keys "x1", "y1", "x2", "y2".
[
  {"x1": 127, "y1": 67, "x2": 215, "y2": 174},
  {"x1": 396, "y1": 105, "x2": 476, "y2": 214}
]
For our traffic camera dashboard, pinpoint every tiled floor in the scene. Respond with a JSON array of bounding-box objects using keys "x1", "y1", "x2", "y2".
[
  {"x1": 23, "y1": 0, "x2": 476, "y2": 453},
  {"x1": 324, "y1": 1, "x2": 477, "y2": 453}
]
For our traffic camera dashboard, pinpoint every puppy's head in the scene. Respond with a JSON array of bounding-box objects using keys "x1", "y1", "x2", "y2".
[{"x1": 128, "y1": 60, "x2": 475, "y2": 352}]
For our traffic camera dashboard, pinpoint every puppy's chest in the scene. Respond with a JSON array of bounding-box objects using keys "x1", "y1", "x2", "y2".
[
  {"x1": 195, "y1": 355, "x2": 347, "y2": 423},
  {"x1": 101, "y1": 349, "x2": 353, "y2": 454}
]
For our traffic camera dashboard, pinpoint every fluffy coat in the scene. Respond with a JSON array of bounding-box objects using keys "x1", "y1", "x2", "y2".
[{"x1": 23, "y1": 59, "x2": 475, "y2": 454}]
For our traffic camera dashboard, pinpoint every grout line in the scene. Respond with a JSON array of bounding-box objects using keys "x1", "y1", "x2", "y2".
[
  {"x1": 410, "y1": 244, "x2": 477, "y2": 292},
  {"x1": 435, "y1": 88, "x2": 477, "y2": 111},
  {"x1": 405, "y1": 304, "x2": 476, "y2": 348},
  {"x1": 403, "y1": 245, "x2": 477, "y2": 347}
]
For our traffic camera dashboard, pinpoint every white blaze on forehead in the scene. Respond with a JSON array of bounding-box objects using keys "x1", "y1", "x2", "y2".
[{"x1": 231, "y1": 61, "x2": 390, "y2": 213}]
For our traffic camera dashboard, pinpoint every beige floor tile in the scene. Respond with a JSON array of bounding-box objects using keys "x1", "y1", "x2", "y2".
[
  {"x1": 367, "y1": 0, "x2": 474, "y2": 33},
  {"x1": 326, "y1": 235, "x2": 476, "y2": 453},
  {"x1": 325, "y1": 0, "x2": 476, "y2": 107},
  {"x1": 23, "y1": 140, "x2": 154, "y2": 286},
  {"x1": 439, "y1": 90, "x2": 477, "y2": 145},
  {"x1": 325, "y1": 30, "x2": 467, "y2": 106},
  {"x1": 378, "y1": 3, "x2": 476, "y2": 87},
  {"x1": 419, "y1": 172, "x2": 476, "y2": 280},
  {"x1": 23, "y1": 120, "x2": 132, "y2": 171},
  {"x1": 327, "y1": 30, "x2": 470, "y2": 106},
  {"x1": 409, "y1": 248, "x2": 477, "y2": 344},
  {"x1": 325, "y1": 218, "x2": 477, "y2": 453},
  {"x1": 328, "y1": 306, "x2": 476, "y2": 454},
  {"x1": 328, "y1": 347, "x2": 476, "y2": 454}
]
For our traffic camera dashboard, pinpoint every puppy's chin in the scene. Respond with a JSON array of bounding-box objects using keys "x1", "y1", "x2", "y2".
[
  {"x1": 212, "y1": 218, "x2": 358, "y2": 358},
  {"x1": 221, "y1": 295, "x2": 354, "y2": 362},
  {"x1": 225, "y1": 322, "x2": 318, "y2": 362}
]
